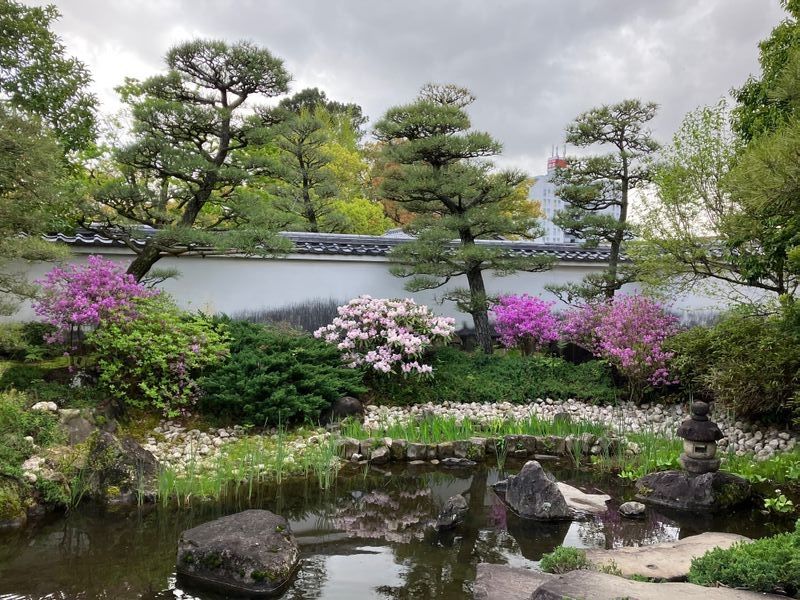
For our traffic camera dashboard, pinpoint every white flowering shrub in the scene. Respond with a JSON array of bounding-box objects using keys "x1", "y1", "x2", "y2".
[{"x1": 314, "y1": 296, "x2": 455, "y2": 375}]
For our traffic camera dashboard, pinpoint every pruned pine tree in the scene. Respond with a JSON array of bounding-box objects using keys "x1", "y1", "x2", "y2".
[
  {"x1": 552, "y1": 99, "x2": 659, "y2": 301},
  {"x1": 374, "y1": 84, "x2": 551, "y2": 353},
  {"x1": 89, "y1": 39, "x2": 291, "y2": 281}
]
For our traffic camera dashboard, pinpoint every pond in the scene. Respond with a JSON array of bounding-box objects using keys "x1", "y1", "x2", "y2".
[{"x1": 0, "y1": 460, "x2": 792, "y2": 600}]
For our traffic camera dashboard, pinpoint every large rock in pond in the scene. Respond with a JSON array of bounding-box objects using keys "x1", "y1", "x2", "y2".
[
  {"x1": 636, "y1": 470, "x2": 751, "y2": 512},
  {"x1": 495, "y1": 461, "x2": 571, "y2": 520},
  {"x1": 176, "y1": 510, "x2": 299, "y2": 597},
  {"x1": 555, "y1": 482, "x2": 610, "y2": 515},
  {"x1": 84, "y1": 431, "x2": 158, "y2": 504}
]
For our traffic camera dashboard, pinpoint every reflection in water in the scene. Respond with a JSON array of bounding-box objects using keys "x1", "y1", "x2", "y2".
[{"x1": 0, "y1": 462, "x2": 791, "y2": 600}]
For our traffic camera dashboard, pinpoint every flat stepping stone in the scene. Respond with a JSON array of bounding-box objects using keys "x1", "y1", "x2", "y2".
[
  {"x1": 531, "y1": 569, "x2": 785, "y2": 599},
  {"x1": 556, "y1": 482, "x2": 610, "y2": 515},
  {"x1": 474, "y1": 564, "x2": 552, "y2": 600},
  {"x1": 584, "y1": 532, "x2": 749, "y2": 581}
]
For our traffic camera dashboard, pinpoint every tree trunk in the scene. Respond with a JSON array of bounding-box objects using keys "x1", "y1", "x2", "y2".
[
  {"x1": 126, "y1": 242, "x2": 163, "y2": 282},
  {"x1": 605, "y1": 172, "x2": 630, "y2": 299},
  {"x1": 466, "y1": 266, "x2": 493, "y2": 354}
]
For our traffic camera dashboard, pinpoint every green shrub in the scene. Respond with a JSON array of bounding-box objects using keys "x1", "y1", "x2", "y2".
[
  {"x1": 89, "y1": 294, "x2": 229, "y2": 417},
  {"x1": 369, "y1": 346, "x2": 616, "y2": 405},
  {"x1": 0, "y1": 322, "x2": 60, "y2": 361},
  {"x1": 539, "y1": 546, "x2": 590, "y2": 574},
  {"x1": 0, "y1": 363, "x2": 48, "y2": 390},
  {"x1": 688, "y1": 520, "x2": 800, "y2": 596},
  {"x1": 667, "y1": 301, "x2": 800, "y2": 422},
  {"x1": 198, "y1": 321, "x2": 366, "y2": 427},
  {"x1": 0, "y1": 390, "x2": 61, "y2": 477}
]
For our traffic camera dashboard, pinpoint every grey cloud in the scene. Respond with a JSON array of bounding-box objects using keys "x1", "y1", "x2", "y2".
[{"x1": 51, "y1": 0, "x2": 785, "y2": 175}]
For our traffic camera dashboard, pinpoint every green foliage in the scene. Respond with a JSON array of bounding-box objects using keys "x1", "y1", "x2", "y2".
[
  {"x1": 539, "y1": 546, "x2": 590, "y2": 574},
  {"x1": 0, "y1": 0, "x2": 96, "y2": 151},
  {"x1": 89, "y1": 294, "x2": 229, "y2": 416},
  {"x1": 374, "y1": 83, "x2": 551, "y2": 352},
  {"x1": 0, "y1": 322, "x2": 59, "y2": 360},
  {"x1": 551, "y1": 99, "x2": 659, "y2": 301},
  {"x1": 0, "y1": 107, "x2": 72, "y2": 314},
  {"x1": 722, "y1": 447, "x2": 800, "y2": 484},
  {"x1": 764, "y1": 489, "x2": 796, "y2": 514},
  {"x1": 666, "y1": 302, "x2": 800, "y2": 422},
  {"x1": 732, "y1": 1, "x2": 800, "y2": 142},
  {"x1": 368, "y1": 346, "x2": 616, "y2": 405},
  {"x1": 0, "y1": 389, "x2": 61, "y2": 477},
  {"x1": 688, "y1": 521, "x2": 800, "y2": 595},
  {"x1": 198, "y1": 321, "x2": 366, "y2": 427}
]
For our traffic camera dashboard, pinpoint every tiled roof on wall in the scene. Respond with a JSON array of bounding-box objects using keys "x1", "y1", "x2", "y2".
[{"x1": 41, "y1": 230, "x2": 615, "y2": 263}]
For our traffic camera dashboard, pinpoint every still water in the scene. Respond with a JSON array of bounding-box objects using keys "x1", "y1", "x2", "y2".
[{"x1": 0, "y1": 461, "x2": 790, "y2": 599}]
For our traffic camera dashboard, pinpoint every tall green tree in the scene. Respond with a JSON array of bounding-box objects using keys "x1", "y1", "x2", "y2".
[
  {"x1": 0, "y1": 107, "x2": 71, "y2": 314},
  {"x1": 374, "y1": 84, "x2": 551, "y2": 353},
  {"x1": 275, "y1": 87, "x2": 367, "y2": 136},
  {"x1": 732, "y1": 0, "x2": 800, "y2": 143},
  {"x1": 552, "y1": 99, "x2": 659, "y2": 301},
  {"x1": 89, "y1": 39, "x2": 291, "y2": 281},
  {"x1": 0, "y1": 0, "x2": 96, "y2": 152}
]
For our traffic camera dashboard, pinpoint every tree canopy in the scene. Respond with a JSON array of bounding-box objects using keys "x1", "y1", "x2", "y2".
[
  {"x1": 552, "y1": 99, "x2": 659, "y2": 301},
  {"x1": 374, "y1": 84, "x2": 551, "y2": 353},
  {"x1": 87, "y1": 39, "x2": 292, "y2": 281},
  {"x1": 0, "y1": 0, "x2": 96, "y2": 152}
]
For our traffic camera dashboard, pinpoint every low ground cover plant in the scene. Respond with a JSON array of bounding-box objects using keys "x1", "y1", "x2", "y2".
[
  {"x1": 0, "y1": 390, "x2": 61, "y2": 477},
  {"x1": 198, "y1": 320, "x2": 366, "y2": 427},
  {"x1": 688, "y1": 520, "x2": 800, "y2": 596},
  {"x1": 539, "y1": 546, "x2": 590, "y2": 574},
  {"x1": 369, "y1": 346, "x2": 616, "y2": 405}
]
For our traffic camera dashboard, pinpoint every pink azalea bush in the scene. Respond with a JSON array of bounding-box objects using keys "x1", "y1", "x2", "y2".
[
  {"x1": 491, "y1": 294, "x2": 560, "y2": 354},
  {"x1": 562, "y1": 294, "x2": 680, "y2": 399},
  {"x1": 314, "y1": 296, "x2": 455, "y2": 375},
  {"x1": 33, "y1": 255, "x2": 155, "y2": 345}
]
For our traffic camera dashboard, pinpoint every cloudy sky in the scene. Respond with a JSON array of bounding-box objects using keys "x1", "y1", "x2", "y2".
[{"x1": 46, "y1": 0, "x2": 785, "y2": 175}]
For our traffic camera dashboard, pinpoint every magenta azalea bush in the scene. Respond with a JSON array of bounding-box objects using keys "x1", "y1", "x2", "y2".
[
  {"x1": 563, "y1": 294, "x2": 680, "y2": 399},
  {"x1": 33, "y1": 255, "x2": 154, "y2": 345},
  {"x1": 491, "y1": 294, "x2": 559, "y2": 354},
  {"x1": 314, "y1": 296, "x2": 455, "y2": 375}
]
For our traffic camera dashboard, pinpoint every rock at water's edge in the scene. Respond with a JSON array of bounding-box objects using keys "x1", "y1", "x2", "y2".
[
  {"x1": 176, "y1": 509, "x2": 299, "y2": 597},
  {"x1": 636, "y1": 470, "x2": 751, "y2": 512},
  {"x1": 584, "y1": 531, "x2": 750, "y2": 581},
  {"x1": 530, "y1": 569, "x2": 783, "y2": 599},
  {"x1": 555, "y1": 482, "x2": 610, "y2": 515},
  {"x1": 619, "y1": 500, "x2": 646, "y2": 518},
  {"x1": 496, "y1": 460, "x2": 571, "y2": 520}
]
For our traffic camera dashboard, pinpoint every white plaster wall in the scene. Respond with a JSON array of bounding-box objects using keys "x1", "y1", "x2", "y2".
[{"x1": 2, "y1": 248, "x2": 745, "y2": 326}]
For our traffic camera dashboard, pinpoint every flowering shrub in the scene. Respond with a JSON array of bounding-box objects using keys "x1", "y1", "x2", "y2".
[
  {"x1": 33, "y1": 255, "x2": 154, "y2": 345},
  {"x1": 563, "y1": 295, "x2": 680, "y2": 399},
  {"x1": 314, "y1": 296, "x2": 455, "y2": 375},
  {"x1": 491, "y1": 294, "x2": 559, "y2": 354},
  {"x1": 89, "y1": 294, "x2": 229, "y2": 417}
]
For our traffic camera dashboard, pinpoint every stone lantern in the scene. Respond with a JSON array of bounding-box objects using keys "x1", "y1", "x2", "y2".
[{"x1": 676, "y1": 401, "x2": 723, "y2": 474}]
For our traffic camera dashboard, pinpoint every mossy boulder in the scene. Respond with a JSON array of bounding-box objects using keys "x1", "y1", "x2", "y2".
[
  {"x1": 83, "y1": 431, "x2": 158, "y2": 504},
  {"x1": 176, "y1": 509, "x2": 299, "y2": 597},
  {"x1": 636, "y1": 470, "x2": 751, "y2": 512}
]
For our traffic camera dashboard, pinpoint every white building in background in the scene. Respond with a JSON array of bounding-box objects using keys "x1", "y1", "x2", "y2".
[{"x1": 530, "y1": 153, "x2": 621, "y2": 244}]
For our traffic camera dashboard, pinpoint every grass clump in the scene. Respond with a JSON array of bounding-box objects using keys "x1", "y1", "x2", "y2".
[
  {"x1": 369, "y1": 346, "x2": 616, "y2": 405},
  {"x1": 340, "y1": 413, "x2": 607, "y2": 444},
  {"x1": 688, "y1": 520, "x2": 800, "y2": 596},
  {"x1": 539, "y1": 546, "x2": 590, "y2": 574}
]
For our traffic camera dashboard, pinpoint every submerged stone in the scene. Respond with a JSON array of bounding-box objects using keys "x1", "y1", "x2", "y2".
[
  {"x1": 176, "y1": 509, "x2": 299, "y2": 597},
  {"x1": 636, "y1": 470, "x2": 751, "y2": 512},
  {"x1": 435, "y1": 494, "x2": 468, "y2": 531}
]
